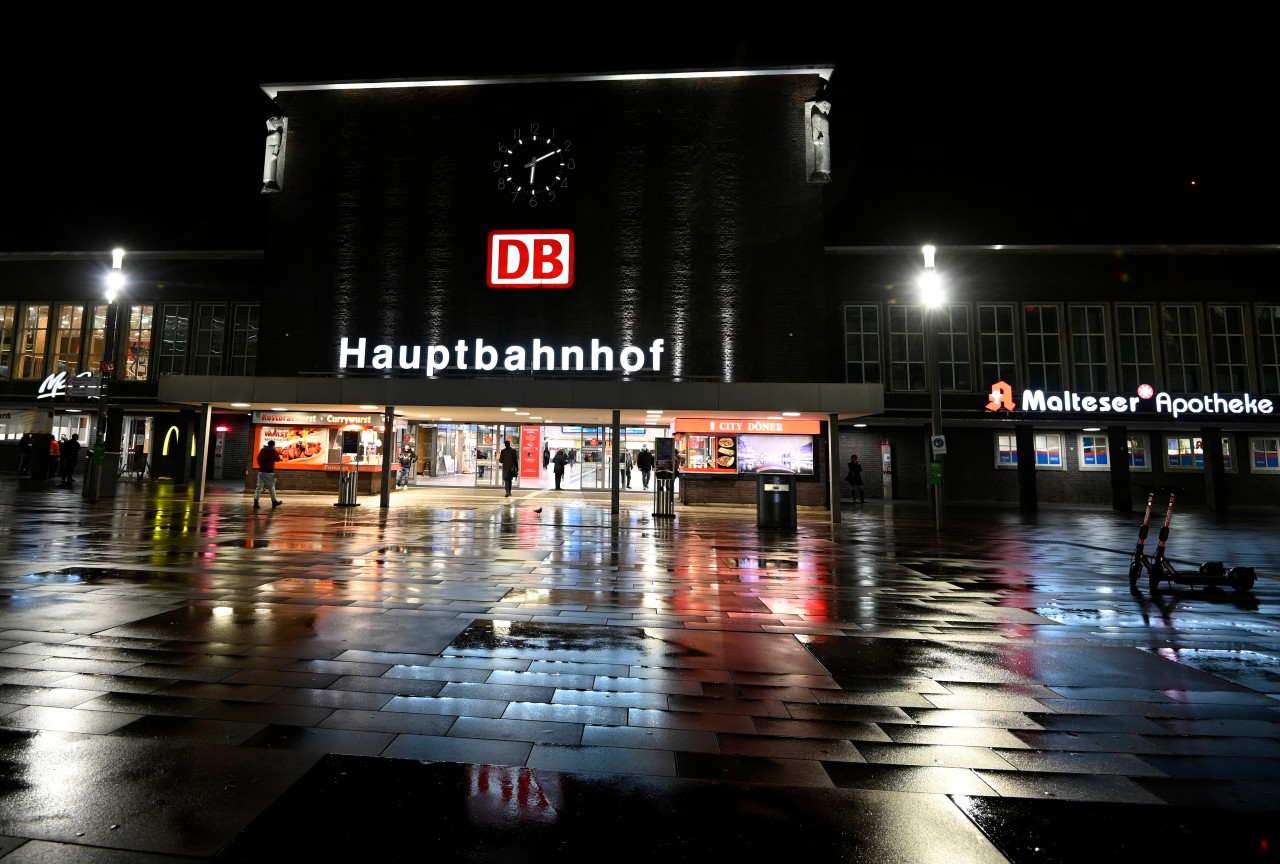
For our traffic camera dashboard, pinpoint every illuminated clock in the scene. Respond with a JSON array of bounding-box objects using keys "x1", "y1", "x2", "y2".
[{"x1": 495, "y1": 124, "x2": 575, "y2": 206}]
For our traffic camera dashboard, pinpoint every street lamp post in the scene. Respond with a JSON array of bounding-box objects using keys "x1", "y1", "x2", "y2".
[
  {"x1": 87, "y1": 248, "x2": 124, "y2": 503},
  {"x1": 919, "y1": 244, "x2": 945, "y2": 533}
]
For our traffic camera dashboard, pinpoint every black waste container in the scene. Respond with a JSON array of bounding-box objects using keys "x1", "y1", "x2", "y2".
[
  {"x1": 756, "y1": 469, "x2": 797, "y2": 529},
  {"x1": 653, "y1": 469, "x2": 675, "y2": 518}
]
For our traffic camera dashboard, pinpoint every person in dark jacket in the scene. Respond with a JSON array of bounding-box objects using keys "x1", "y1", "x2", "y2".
[
  {"x1": 846, "y1": 454, "x2": 865, "y2": 503},
  {"x1": 59, "y1": 434, "x2": 82, "y2": 487},
  {"x1": 498, "y1": 439, "x2": 519, "y2": 496},
  {"x1": 552, "y1": 448, "x2": 568, "y2": 490},
  {"x1": 17, "y1": 433, "x2": 32, "y2": 475},
  {"x1": 636, "y1": 445, "x2": 654, "y2": 489}
]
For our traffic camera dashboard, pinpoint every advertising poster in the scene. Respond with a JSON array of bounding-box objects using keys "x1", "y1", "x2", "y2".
[
  {"x1": 520, "y1": 426, "x2": 541, "y2": 476},
  {"x1": 258, "y1": 425, "x2": 331, "y2": 470}
]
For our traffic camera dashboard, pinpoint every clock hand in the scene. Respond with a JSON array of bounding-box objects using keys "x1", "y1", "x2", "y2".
[{"x1": 533, "y1": 148, "x2": 561, "y2": 164}]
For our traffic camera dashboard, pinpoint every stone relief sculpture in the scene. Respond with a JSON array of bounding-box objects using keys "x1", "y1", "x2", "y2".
[
  {"x1": 262, "y1": 116, "x2": 285, "y2": 194},
  {"x1": 808, "y1": 100, "x2": 832, "y2": 183}
]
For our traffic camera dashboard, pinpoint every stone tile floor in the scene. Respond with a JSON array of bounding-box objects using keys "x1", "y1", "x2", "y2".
[{"x1": 0, "y1": 478, "x2": 1276, "y2": 862}]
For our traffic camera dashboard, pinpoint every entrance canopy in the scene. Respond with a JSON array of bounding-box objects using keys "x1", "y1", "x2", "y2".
[{"x1": 158, "y1": 376, "x2": 883, "y2": 427}]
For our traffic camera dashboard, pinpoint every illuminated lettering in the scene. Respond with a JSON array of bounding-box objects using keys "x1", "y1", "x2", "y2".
[
  {"x1": 337, "y1": 337, "x2": 667, "y2": 376},
  {"x1": 1013, "y1": 387, "x2": 1274, "y2": 419}
]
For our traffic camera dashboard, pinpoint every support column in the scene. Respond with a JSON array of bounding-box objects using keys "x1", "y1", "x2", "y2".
[
  {"x1": 174, "y1": 410, "x2": 194, "y2": 487},
  {"x1": 1015, "y1": 423, "x2": 1038, "y2": 513},
  {"x1": 828, "y1": 414, "x2": 840, "y2": 524},
  {"x1": 610, "y1": 409, "x2": 621, "y2": 517},
  {"x1": 1107, "y1": 425, "x2": 1132, "y2": 512},
  {"x1": 1202, "y1": 428, "x2": 1227, "y2": 513},
  {"x1": 192, "y1": 404, "x2": 212, "y2": 502},
  {"x1": 380, "y1": 407, "x2": 395, "y2": 509}
]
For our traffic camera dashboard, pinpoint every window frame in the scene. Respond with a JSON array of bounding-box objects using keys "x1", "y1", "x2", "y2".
[
  {"x1": 1069, "y1": 303, "x2": 1110, "y2": 392},
  {"x1": 843, "y1": 303, "x2": 882, "y2": 385},
  {"x1": 1022, "y1": 303, "x2": 1065, "y2": 391},
  {"x1": 978, "y1": 302, "x2": 1018, "y2": 388},
  {"x1": 1161, "y1": 303, "x2": 1203, "y2": 393},
  {"x1": 1251, "y1": 436, "x2": 1280, "y2": 473},
  {"x1": 16, "y1": 303, "x2": 52, "y2": 380},
  {"x1": 1164, "y1": 435, "x2": 1235, "y2": 473},
  {"x1": 995, "y1": 431, "x2": 1066, "y2": 470},
  {"x1": 1115, "y1": 303, "x2": 1158, "y2": 393},
  {"x1": 1207, "y1": 303, "x2": 1250, "y2": 392},
  {"x1": 887, "y1": 305, "x2": 926, "y2": 392},
  {"x1": 1256, "y1": 304, "x2": 1280, "y2": 396}
]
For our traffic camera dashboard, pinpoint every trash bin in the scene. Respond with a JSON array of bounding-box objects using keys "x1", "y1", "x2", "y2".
[
  {"x1": 335, "y1": 465, "x2": 360, "y2": 507},
  {"x1": 98, "y1": 453, "x2": 121, "y2": 498},
  {"x1": 756, "y1": 469, "x2": 797, "y2": 529},
  {"x1": 653, "y1": 469, "x2": 675, "y2": 518},
  {"x1": 83, "y1": 449, "x2": 121, "y2": 502}
]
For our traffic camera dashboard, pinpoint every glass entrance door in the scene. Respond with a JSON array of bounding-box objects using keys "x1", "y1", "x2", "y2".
[
  {"x1": 578, "y1": 426, "x2": 607, "y2": 491},
  {"x1": 475, "y1": 425, "x2": 521, "y2": 490}
]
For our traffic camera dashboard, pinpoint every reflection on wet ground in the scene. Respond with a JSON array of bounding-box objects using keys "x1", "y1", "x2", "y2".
[{"x1": 0, "y1": 480, "x2": 1276, "y2": 862}]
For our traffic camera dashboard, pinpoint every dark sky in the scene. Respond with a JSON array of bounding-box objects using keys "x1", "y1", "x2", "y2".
[{"x1": 3, "y1": 35, "x2": 1273, "y2": 253}]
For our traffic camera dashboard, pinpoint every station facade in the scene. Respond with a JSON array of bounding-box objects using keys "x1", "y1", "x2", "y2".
[{"x1": 1, "y1": 63, "x2": 1276, "y2": 512}]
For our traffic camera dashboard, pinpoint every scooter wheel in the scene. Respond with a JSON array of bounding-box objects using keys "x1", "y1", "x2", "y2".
[
  {"x1": 1228, "y1": 567, "x2": 1256, "y2": 593},
  {"x1": 1128, "y1": 560, "x2": 1142, "y2": 590}
]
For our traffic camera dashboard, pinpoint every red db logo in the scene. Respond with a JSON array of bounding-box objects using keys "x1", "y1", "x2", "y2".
[{"x1": 487, "y1": 230, "x2": 575, "y2": 289}]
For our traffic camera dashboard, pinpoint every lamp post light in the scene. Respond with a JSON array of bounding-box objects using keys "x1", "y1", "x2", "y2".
[
  {"x1": 87, "y1": 248, "x2": 124, "y2": 503},
  {"x1": 919, "y1": 244, "x2": 945, "y2": 533}
]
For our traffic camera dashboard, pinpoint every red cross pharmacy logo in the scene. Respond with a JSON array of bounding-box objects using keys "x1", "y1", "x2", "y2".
[{"x1": 986, "y1": 381, "x2": 1017, "y2": 412}]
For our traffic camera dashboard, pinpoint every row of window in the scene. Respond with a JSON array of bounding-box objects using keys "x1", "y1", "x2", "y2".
[
  {"x1": 846, "y1": 301, "x2": 1280, "y2": 396},
  {"x1": 994, "y1": 433, "x2": 1280, "y2": 473},
  {"x1": 0, "y1": 302, "x2": 260, "y2": 382}
]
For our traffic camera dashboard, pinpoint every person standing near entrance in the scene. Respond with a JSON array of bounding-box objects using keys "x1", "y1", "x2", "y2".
[
  {"x1": 17, "y1": 433, "x2": 32, "y2": 475},
  {"x1": 542, "y1": 443, "x2": 550, "y2": 471},
  {"x1": 254, "y1": 439, "x2": 283, "y2": 509},
  {"x1": 59, "y1": 434, "x2": 82, "y2": 487},
  {"x1": 622, "y1": 449, "x2": 634, "y2": 488},
  {"x1": 48, "y1": 436, "x2": 61, "y2": 479},
  {"x1": 846, "y1": 453, "x2": 865, "y2": 503},
  {"x1": 636, "y1": 444, "x2": 653, "y2": 489},
  {"x1": 499, "y1": 439, "x2": 518, "y2": 496},
  {"x1": 552, "y1": 448, "x2": 568, "y2": 490}
]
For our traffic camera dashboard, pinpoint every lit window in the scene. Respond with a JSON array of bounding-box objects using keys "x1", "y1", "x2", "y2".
[
  {"x1": 995, "y1": 432, "x2": 1064, "y2": 469},
  {"x1": 1252, "y1": 437, "x2": 1280, "y2": 473}
]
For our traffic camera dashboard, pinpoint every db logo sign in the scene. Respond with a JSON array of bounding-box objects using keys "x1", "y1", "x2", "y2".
[{"x1": 487, "y1": 230, "x2": 574, "y2": 289}]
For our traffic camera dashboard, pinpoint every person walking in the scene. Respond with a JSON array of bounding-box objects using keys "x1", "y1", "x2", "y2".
[
  {"x1": 846, "y1": 453, "x2": 865, "y2": 503},
  {"x1": 397, "y1": 441, "x2": 416, "y2": 489},
  {"x1": 552, "y1": 448, "x2": 568, "y2": 490},
  {"x1": 254, "y1": 439, "x2": 283, "y2": 509},
  {"x1": 636, "y1": 444, "x2": 654, "y2": 490},
  {"x1": 48, "y1": 436, "x2": 61, "y2": 479},
  {"x1": 498, "y1": 439, "x2": 519, "y2": 496},
  {"x1": 542, "y1": 443, "x2": 551, "y2": 471},
  {"x1": 17, "y1": 433, "x2": 32, "y2": 475},
  {"x1": 622, "y1": 449, "x2": 634, "y2": 488},
  {"x1": 59, "y1": 434, "x2": 82, "y2": 487}
]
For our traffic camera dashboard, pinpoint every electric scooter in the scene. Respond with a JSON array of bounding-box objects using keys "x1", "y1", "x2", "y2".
[{"x1": 1128, "y1": 486, "x2": 1257, "y2": 595}]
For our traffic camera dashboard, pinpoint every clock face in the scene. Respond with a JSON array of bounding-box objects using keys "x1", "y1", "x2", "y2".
[{"x1": 495, "y1": 125, "x2": 575, "y2": 206}]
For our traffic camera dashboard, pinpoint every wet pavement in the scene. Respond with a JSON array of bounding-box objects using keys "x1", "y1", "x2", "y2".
[{"x1": 0, "y1": 477, "x2": 1277, "y2": 862}]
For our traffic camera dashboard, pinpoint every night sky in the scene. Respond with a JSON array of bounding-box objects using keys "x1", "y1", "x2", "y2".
[{"x1": 3, "y1": 33, "x2": 1273, "y2": 254}]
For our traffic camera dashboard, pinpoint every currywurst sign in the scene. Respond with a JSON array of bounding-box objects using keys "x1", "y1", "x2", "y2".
[
  {"x1": 339, "y1": 337, "x2": 665, "y2": 375},
  {"x1": 986, "y1": 381, "x2": 1275, "y2": 419}
]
